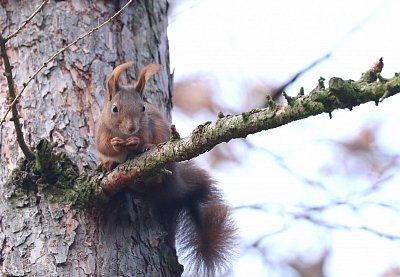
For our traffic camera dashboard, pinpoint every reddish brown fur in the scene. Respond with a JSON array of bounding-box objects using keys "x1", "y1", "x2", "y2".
[
  {"x1": 134, "y1": 64, "x2": 161, "y2": 95},
  {"x1": 106, "y1": 62, "x2": 133, "y2": 101},
  {"x1": 96, "y1": 63, "x2": 170, "y2": 169}
]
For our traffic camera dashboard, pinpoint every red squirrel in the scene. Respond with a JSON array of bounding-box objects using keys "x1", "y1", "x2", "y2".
[{"x1": 95, "y1": 62, "x2": 237, "y2": 276}]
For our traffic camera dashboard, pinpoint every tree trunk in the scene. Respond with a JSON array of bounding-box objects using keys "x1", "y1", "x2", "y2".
[{"x1": 0, "y1": 1, "x2": 181, "y2": 276}]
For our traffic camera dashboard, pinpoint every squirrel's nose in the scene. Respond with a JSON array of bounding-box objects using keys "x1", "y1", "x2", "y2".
[
  {"x1": 128, "y1": 126, "x2": 137, "y2": 134},
  {"x1": 125, "y1": 123, "x2": 136, "y2": 133},
  {"x1": 121, "y1": 121, "x2": 137, "y2": 134}
]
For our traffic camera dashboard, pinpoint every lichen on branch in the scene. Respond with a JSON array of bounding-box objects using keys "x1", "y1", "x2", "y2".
[{"x1": 99, "y1": 60, "x2": 400, "y2": 196}]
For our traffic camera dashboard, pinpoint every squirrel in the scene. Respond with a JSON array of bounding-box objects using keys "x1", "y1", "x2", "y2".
[{"x1": 95, "y1": 62, "x2": 237, "y2": 276}]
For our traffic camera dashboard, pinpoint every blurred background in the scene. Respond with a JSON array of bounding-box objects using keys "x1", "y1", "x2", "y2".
[{"x1": 167, "y1": 1, "x2": 400, "y2": 276}]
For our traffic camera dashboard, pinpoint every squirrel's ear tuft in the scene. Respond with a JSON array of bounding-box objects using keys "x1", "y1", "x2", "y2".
[
  {"x1": 106, "y1": 62, "x2": 133, "y2": 101},
  {"x1": 134, "y1": 64, "x2": 161, "y2": 96}
]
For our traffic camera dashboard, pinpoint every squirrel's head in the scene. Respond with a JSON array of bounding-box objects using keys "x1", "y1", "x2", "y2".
[{"x1": 102, "y1": 62, "x2": 161, "y2": 135}]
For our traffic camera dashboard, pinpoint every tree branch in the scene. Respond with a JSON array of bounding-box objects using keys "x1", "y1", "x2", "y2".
[
  {"x1": 5, "y1": 0, "x2": 49, "y2": 42},
  {"x1": 100, "y1": 61, "x2": 400, "y2": 195},
  {"x1": 0, "y1": 35, "x2": 35, "y2": 160}
]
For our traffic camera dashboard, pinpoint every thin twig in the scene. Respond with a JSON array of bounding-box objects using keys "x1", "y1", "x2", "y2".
[
  {"x1": 235, "y1": 202, "x2": 400, "y2": 241},
  {"x1": 0, "y1": 0, "x2": 133, "y2": 125},
  {"x1": 294, "y1": 212, "x2": 400, "y2": 240},
  {"x1": 0, "y1": 35, "x2": 35, "y2": 160},
  {"x1": 6, "y1": 0, "x2": 50, "y2": 42},
  {"x1": 245, "y1": 140, "x2": 327, "y2": 190}
]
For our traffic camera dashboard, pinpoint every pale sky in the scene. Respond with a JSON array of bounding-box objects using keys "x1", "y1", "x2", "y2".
[{"x1": 168, "y1": 1, "x2": 400, "y2": 276}]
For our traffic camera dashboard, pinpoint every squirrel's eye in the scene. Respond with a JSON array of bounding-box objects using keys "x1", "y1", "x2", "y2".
[
  {"x1": 111, "y1": 104, "x2": 118, "y2": 113},
  {"x1": 142, "y1": 106, "x2": 146, "y2": 112}
]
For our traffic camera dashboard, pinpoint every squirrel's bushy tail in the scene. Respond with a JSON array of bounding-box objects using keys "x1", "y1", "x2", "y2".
[{"x1": 175, "y1": 162, "x2": 237, "y2": 277}]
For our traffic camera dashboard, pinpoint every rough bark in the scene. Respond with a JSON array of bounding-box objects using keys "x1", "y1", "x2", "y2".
[{"x1": 1, "y1": 1, "x2": 181, "y2": 276}]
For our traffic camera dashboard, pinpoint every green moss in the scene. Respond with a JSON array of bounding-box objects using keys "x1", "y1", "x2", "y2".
[
  {"x1": 32, "y1": 139, "x2": 78, "y2": 189},
  {"x1": 4, "y1": 158, "x2": 37, "y2": 206},
  {"x1": 70, "y1": 168, "x2": 108, "y2": 208},
  {"x1": 302, "y1": 98, "x2": 325, "y2": 114},
  {"x1": 361, "y1": 71, "x2": 377, "y2": 83},
  {"x1": 4, "y1": 139, "x2": 97, "y2": 208},
  {"x1": 34, "y1": 139, "x2": 55, "y2": 173},
  {"x1": 283, "y1": 92, "x2": 296, "y2": 106},
  {"x1": 378, "y1": 74, "x2": 400, "y2": 102},
  {"x1": 191, "y1": 121, "x2": 212, "y2": 143},
  {"x1": 317, "y1": 77, "x2": 326, "y2": 89},
  {"x1": 309, "y1": 88, "x2": 330, "y2": 104},
  {"x1": 265, "y1": 95, "x2": 277, "y2": 111},
  {"x1": 328, "y1": 77, "x2": 360, "y2": 108},
  {"x1": 241, "y1": 112, "x2": 250, "y2": 122},
  {"x1": 298, "y1": 86, "x2": 305, "y2": 96}
]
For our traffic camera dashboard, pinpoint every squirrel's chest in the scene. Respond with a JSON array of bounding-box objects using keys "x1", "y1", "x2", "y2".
[{"x1": 98, "y1": 151, "x2": 128, "y2": 164}]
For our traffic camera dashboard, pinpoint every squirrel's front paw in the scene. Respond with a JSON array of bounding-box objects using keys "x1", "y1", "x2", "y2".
[
  {"x1": 111, "y1": 137, "x2": 126, "y2": 150},
  {"x1": 126, "y1": 136, "x2": 140, "y2": 147}
]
